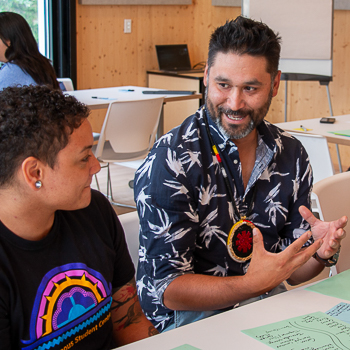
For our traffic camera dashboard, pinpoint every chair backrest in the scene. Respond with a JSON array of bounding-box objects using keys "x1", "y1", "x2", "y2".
[
  {"x1": 118, "y1": 211, "x2": 140, "y2": 269},
  {"x1": 94, "y1": 97, "x2": 164, "y2": 161},
  {"x1": 57, "y1": 78, "x2": 74, "y2": 91},
  {"x1": 289, "y1": 132, "x2": 334, "y2": 184},
  {"x1": 312, "y1": 171, "x2": 350, "y2": 274}
]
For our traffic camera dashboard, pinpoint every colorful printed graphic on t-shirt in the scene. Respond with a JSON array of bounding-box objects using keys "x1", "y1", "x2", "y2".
[{"x1": 21, "y1": 263, "x2": 112, "y2": 350}]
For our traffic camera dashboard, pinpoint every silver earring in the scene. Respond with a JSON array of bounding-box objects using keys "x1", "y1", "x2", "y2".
[{"x1": 35, "y1": 180, "x2": 42, "y2": 189}]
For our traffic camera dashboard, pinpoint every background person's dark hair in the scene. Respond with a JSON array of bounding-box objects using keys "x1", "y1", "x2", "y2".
[
  {"x1": 0, "y1": 85, "x2": 90, "y2": 187},
  {"x1": 207, "y1": 16, "x2": 281, "y2": 78},
  {"x1": 0, "y1": 12, "x2": 59, "y2": 89}
]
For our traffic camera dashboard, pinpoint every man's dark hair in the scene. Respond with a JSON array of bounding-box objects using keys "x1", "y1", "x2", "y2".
[
  {"x1": 0, "y1": 85, "x2": 89, "y2": 187},
  {"x1": 207, "y1": 16, "x2": 281, "y2": 77}
]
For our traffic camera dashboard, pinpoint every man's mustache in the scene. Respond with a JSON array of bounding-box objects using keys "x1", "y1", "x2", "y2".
[{"x1": 218, "y1": 106, "x2": 251, "y2": 117}]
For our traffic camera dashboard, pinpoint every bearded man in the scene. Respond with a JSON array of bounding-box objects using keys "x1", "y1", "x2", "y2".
[{"x1": 133, "y1": 16, "x2": 347, "y2": 332}]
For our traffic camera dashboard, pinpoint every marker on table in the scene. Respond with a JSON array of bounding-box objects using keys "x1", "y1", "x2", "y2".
[
  {"x1": 91, "y1": 96, "x2": 116, "y2": 100},
  {"x1": 300, "y1": 125, "x2": 307, "y2": 132},
  {"x1": 119, "y1": 89, "x2": 135, "y2": 92}
]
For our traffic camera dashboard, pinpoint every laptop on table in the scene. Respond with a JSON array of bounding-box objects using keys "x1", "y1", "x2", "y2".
[{"x1": 155, "y1": 44, "x2": 204, "y2": 74}]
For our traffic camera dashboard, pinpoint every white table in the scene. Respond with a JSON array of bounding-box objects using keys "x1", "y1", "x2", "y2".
[
  {"x1": 118, "y1": 281, "x2": 346, "y2": 350},
  {"x1": 275, "y1": 114, "x2": 350, "y2": 172},
  {"x1": 65, "y1": 85, "x2": 201, "y2": 108},
  {"x1": 275, "y1": 115, "x2": 350, "y2": 146},
  {"x1": 65, "y1": 85, "x2": 202, "y2": 135}
]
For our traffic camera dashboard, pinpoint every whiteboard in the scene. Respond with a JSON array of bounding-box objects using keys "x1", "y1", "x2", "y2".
[{"x1": 242, "y1": 0, "x2": 333, "y2": 77}]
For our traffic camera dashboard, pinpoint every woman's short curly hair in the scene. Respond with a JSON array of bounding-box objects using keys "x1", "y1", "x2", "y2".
[{"x1": 0, "y1": 85, "x2": 90, "y2": 187}]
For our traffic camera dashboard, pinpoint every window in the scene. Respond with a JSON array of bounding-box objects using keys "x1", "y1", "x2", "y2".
[
  {"x1": 0, "y1": 0, "x2": 51, "y2": 59},
  {"x1": 1, "y1": 0, "x2": 77, "y2": 86}
]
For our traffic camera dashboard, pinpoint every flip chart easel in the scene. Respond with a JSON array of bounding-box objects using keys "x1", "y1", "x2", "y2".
[
  {"x1": 241, "y1": 0, "x2": 341, "y2": 170},
  {"x1": 241, "y1": 0, "x2": 334, "y2": 121}
]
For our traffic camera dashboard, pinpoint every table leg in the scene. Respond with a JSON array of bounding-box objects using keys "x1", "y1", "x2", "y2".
[
  {"x1": 325, "y1": 84, "x2": 342, "y2": 172},
  {"x1": 284, "y1": 81, "x2": 288, "y2": 122},
  {"x1": 336, "y1": 144, "x2": 343, "y2": 173},
  {"x1": 156, "y1": 102, "x2": 165, "y2": 140}
]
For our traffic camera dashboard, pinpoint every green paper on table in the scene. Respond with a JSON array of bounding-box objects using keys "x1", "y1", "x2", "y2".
[
  {"x1": 171, "y1": 345, "x2": 201, "y2": 350},
  {"x1": 242, "y1": 311, "x2": 350, "y2": 349},
  {"x1": 305, "y1": 269, "x2": 350, "y2": 300},
  {"x1": 329, "y1": 129, "x2": 350, "y2": 137}
]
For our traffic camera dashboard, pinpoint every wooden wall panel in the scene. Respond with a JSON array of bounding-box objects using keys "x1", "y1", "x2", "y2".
[
  {"x1": 79, "y1": 0, "x2": 192, "y2": 4},
  {"x1": 76, "y1": 0, "x2": 239, "y2": 89},
  {"x1": 76, "y1": 2, "x2": 350, "y2": 168}
]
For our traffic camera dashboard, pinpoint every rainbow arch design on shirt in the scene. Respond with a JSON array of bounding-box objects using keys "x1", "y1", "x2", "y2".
[{"x1": 21, "y1": 263, "x2": 112, "y2": 349}]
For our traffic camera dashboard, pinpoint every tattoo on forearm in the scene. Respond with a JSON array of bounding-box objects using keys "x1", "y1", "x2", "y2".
[
  {"x1": 111, "y1": 287, "x2": 137, "y2": 310},
  {"x1": 111, "y1": 280, "x2": 143, "y2": 330},
  {"x1": 113, "y1": 301, "x2": 143, "y2": 329},
  {"x1": 148, "y1": 326, "x2": 159, "y2": 336}
]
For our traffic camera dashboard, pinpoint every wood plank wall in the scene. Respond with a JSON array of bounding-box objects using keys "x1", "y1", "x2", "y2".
[{"x1": 76, "y1": 0, "x2": 350, "y2": 169}]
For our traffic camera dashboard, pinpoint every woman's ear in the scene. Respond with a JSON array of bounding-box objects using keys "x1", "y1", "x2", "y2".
[{"x1": 21, "y1": 157, "x2": 44, "y2": 190}]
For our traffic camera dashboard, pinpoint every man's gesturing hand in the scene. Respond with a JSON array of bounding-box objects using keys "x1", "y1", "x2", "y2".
[{"x1": 244, "y1": 227, "x2": 323, "y2": 294}]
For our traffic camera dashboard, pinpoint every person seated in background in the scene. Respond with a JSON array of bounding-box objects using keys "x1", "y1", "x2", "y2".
[
  {"x1": 0, "y1": 12, "x2": 59, "y2": 90},
  {"x1": 0, "y1": 85, "x2": 158, "y2": 349},
  {"x1": 134, "y1": 16, "x2": 347, "y2": 332}
]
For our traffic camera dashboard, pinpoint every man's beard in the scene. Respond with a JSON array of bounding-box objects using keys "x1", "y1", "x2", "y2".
[{"x1": 205, "y1": 86, "x2": 273, "y2": 140}]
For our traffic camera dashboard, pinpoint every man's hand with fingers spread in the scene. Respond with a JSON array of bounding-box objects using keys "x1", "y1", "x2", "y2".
[
  {"x1": 299, "y1": 206, "x2": 347, "y2": 260},
  {"x1": 244, "y1": 227, "x2": 323, "y2": 295}
]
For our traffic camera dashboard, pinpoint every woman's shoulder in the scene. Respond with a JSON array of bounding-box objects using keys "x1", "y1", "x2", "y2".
[
  {"x1": 1, "y1": 62, "x2": 22, "y2": 72},
  {"x1": 0, "y1": 62, "x2": 37, "y2": 90}
]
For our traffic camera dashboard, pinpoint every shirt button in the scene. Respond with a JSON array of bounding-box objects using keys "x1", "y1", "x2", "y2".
[{"x1": 234, "y1": 159, "x2": 238, "y2": 164}]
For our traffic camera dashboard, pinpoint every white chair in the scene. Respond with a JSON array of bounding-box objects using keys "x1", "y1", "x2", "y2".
[
  {"x1": 289, "y1": 132, "x2": 334, "y2": 184},
  {"x1": 57, "y1": 78, "x2": 74, "y2": 91},
  {"x1": 289, "y1": 132, "x2": 335, "y2": 215},
  {"x1": 93, "y1": 97, "x2": 164, "y2": 207},
  {"x1": 118, "y1": 211, "x2": 140, "y2": 270},
  {"x1": 312, "y1": 171, "x2": 350, "y2": 275}
]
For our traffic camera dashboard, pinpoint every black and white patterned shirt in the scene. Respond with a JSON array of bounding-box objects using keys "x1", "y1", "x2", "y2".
[{"x1": 134, "y1": 107, "x2": 313, "y2": 331}]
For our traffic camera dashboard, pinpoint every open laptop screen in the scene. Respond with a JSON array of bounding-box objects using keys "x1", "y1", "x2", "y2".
[{"x1": 155, "y1": 44, "x2": 192, "y2": 71}]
